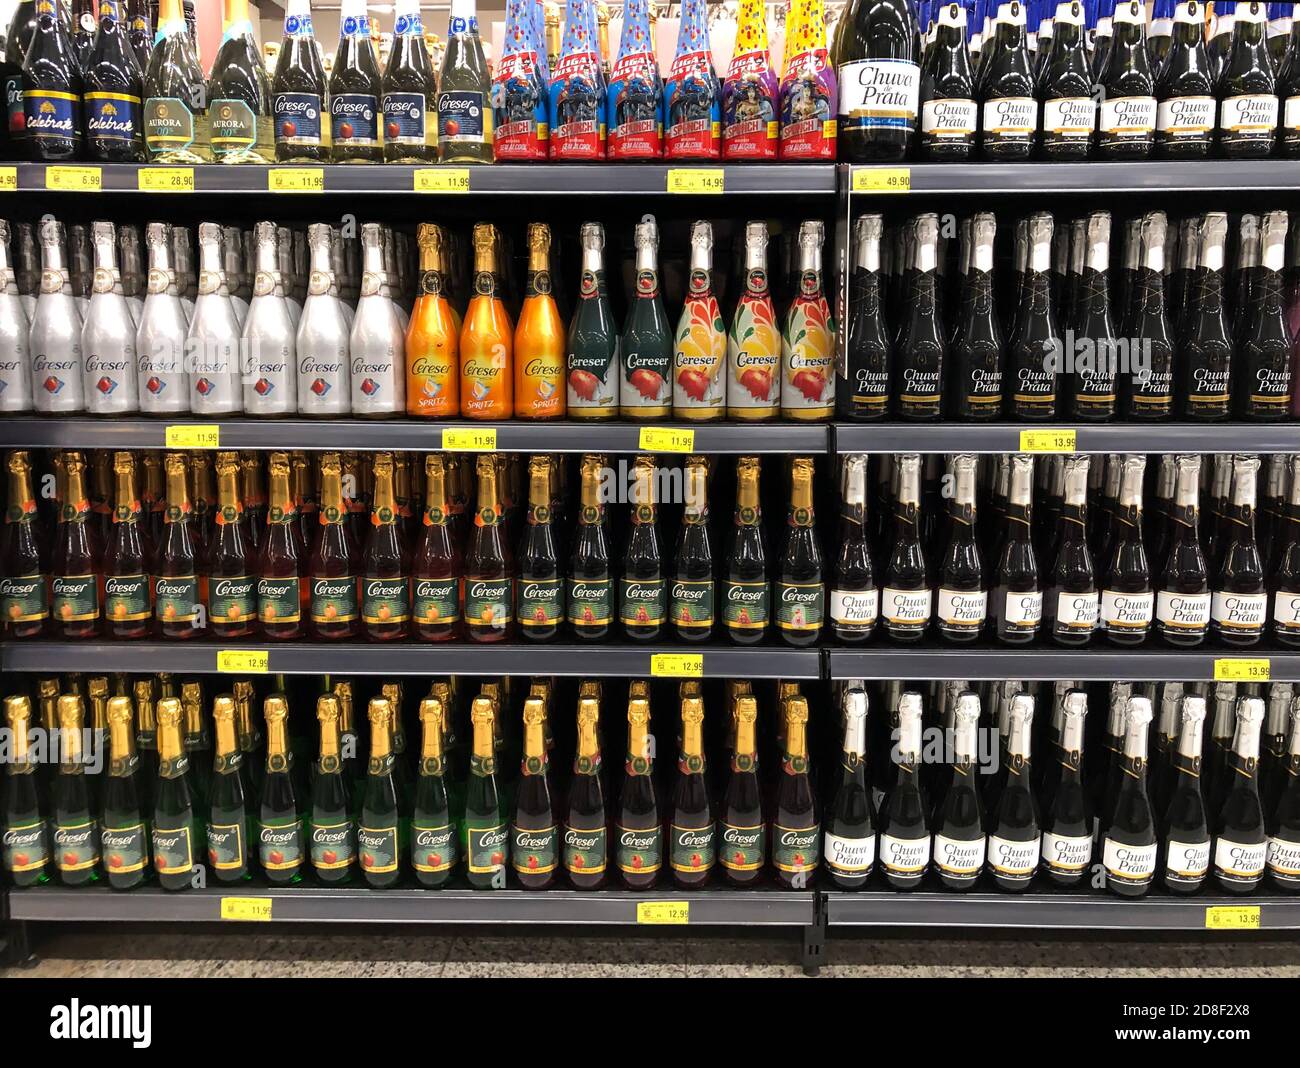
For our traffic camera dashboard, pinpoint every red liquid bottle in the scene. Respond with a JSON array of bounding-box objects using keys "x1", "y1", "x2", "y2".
[
  {"x1": 102, "y1": 451, "x2": 154, "y2": 640},
  {"x1": 308, "y1": 452, "x2": 360, "y2": 641},
  {"x1": 153, "y1": 452, "x2": 205, "y2": 640},
  {"x1": 292, "y1": 451, "x2": 316, "y2": 559},
  {"x1": 188, "y1": 449, "x2": 215, "y2": 605},
  {"x1": 257, "y1": 452, "x2": 307, "y2": 641},
  {"x1": 51, "y1": 451, "x2": 102, "y2": 640},
  {"x1": 464, "y1": 454, "x2": 515, "y2": 642},
  {"x1": 2, "y1": 450, "x2": 51, "y2": 639},
  {"x1": 361, "y1": 452, "x2": 411, "y2": 642},
  {"x1": 413, "y1": 453, "x2": 461, "y2": 642},
  {"x1": 240, "y1": 452, "x2": 267, "y2": 555},
  {"x1": 208, "y1": 451, "x2": 258, "y2": 640}
]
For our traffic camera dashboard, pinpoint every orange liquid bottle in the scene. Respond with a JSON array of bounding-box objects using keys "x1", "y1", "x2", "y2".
[
  {"x1": 406, "y1": 223, "x2": 459, "y2": 418},
  {"x1": 513, "y1": 222, "x2": 565, "y2": 420},
  {"x1": 460, "y1": 223, "x2": 513, "y2": 421}
]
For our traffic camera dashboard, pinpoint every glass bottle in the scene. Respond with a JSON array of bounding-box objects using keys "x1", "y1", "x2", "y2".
[
  {"x1": 207, "y1": 694, "x2": 250, "y2": 884},
  {"x1": 1213, "y1": 695, "x2": 1268, "y2": 892},
  {"x1": 465, "y1": 453, "x2": 515, "y2": 641},
  {"x1": 834, "y1": 0, "x2": 920, "y2": 161},
  {"x1": 329, "y1": 0, "x2": 382, "y2": 163},
  {"x1": 726, "y1": 221, "x2": 780, "y2": 421},
  {"x1": 722, "y1": 0, "x2": 778, "y2": 160},
  {"x1": 51, "y1": 450, "x2": 100, "y2": 640},
  {"x1": 548, "y1": 0, "x2": 606, "y2": 158},
  {"x1": 1099, "y1": 454, "x2": 1153, "y2": 644},
  {"x1": 151, "y1": 696, "x2": 196, "y2": 890},
  {"x1": 383, "y1": 0, "x2": 438, "y2": 162},
  {"x1": 568, "y1": 453, "x2": 612, "y2": 640},
  {"x1": 777, "y1": 456, "x2": 824, "y2": 646},
  {"x1": 1101, "y1": 696, "x2": 1157, "y2": 897},
  {"x1": 1, "y1": 451, "x2": 49, "y2": 639},
  {"x1": 83, "y1": 0, "x2": 144, "y2": 161},
  {"x1": 465, "y1": 696, "x2": 506, "y2": 887},
  {"x1": 411, "y1": 696, "x2": 455, "y2": 887},
  {"x1": 412, "y1": 454, "x2": 461, "y2": 642},
  {"x1": 207, "y1": 451, "x2": 257, "y2": 640},
  {"x1": 1096, "y1": 0, "x2": 1157, "y2": 158},
  {"x1": 102, "y1": 450, "x2": 152, "y2": 640},
  {"x1": 1045, "y1": 454, "x2": 1098, "y2": 646},
  {"x1": 672, "y1": 220, "x2": 726, "y2": 421},
  {"x1": 99, "y1": 695, "x2": 146, "y2": 889},
  {"x1": 618, "y1": 695, "x2": 661, "y2": 888},
  {"x1": 206, "y1": 0, "x2": 274, "y2": 163},
  {"x1": 514, "y1": 222, "x2": 565, "y2": 420},
  {"x1": 719, "y1": 694, "x2": 765, "y2": 884},
  {"x1": 672, "y1": 455, "x2": 715, "y2": 641},
  {"x1": 566, "y1": 222, "x2": 619, "y2": 419},
  {"x1": 1160, "y1": 693, "x2": 1211, "y2": 892},
  {"x1": 271, "y1": 0, "x2": 328, "y2": 162},
  {"x1": 437, "y1": 0, "x2": 493, "y2": 163},
  {"x1": 620, "y1": 214, "x2": 672, "y2": 419},
  {"x1": 781, "y1": 219, "x2": 836, "y2": 421},
  {"x1": 839, "y1": 215, "x2": 891, "y2": 420},
  {"x1": 1155, "y1": 0, "x2": 1216, "y2": 157},
  {"x1": 723, "y1": 455, "x2": 768, "y2": 644},
  {"x1": 359, "y1": 696, "x2": 403, "y2": 887},
  {"x1": 459, "y1": 222, "x2": 512, "y2": 421},
  {"x1": 256, "y1": 451, "x2": 306, "y2": 641},
  {"x1": 621, "y1": 455, "x2": 664, "y2": 640},
  {"x1": 258, "y1": 694, "x2": 304, "y2": 885},
  {"x1": 31, "y1": 219, "x2": 85, "y2": 414},
  {"x1": 1218, "y1": 0, "x2": 1279, "y2": 157},
  {"x1": 22, "y1": 0, "x2": 83, "y2": 161},
  {"x1": 670, "y1": 694, "x2": 715, "y2": 887},
  {"x1": 1212, "y1": 454, "x2": 1267, "y2": 646},
  {"x1": 361, "y1": 452, "x2": 411, "y2": 642},
  {"x1": 307, "y1": 452, "x2": 360, "y2": 640}
]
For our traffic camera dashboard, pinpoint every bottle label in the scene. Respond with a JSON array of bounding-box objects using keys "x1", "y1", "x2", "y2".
[
  {"x1": 830, "y1": 587, "x2": 878, "y2": 628},
  {"x1": 51, "y1": 574, "x2": 98, "y2": 624},
  {"x1": 987, "y1": 834, "x2": 1039, "y2": 878},
  {"x1": 620, "y1": 577, "x2": 666, "y2": 628},
  {"x1": 1102, "y1": 837, "x2": 1156, "y2": 884},
  {"x1": 781, "y1": 287, "x2": 835, "y2": 414},
  {"x1": 879, "y1": 832, "x2": 930, "y2": 874},
  {"x1": 358, "y1": 825, "x2": 400, "y2": 875},
  {"x1": 210, "y1": 99, "x2": 259, "y2": 157},
  {"x1": 719, "y1": 822, "x2": 765, "y2": 871},
  {"x1": 3, "y1": 819, "x2": 49, "y2": 873},
  {"x1": 1266, "y1": 836, "x2": 1300, "y2": 877},
  {"x1": 981, "y1": 97, "x2": 1037, "y2": 140},
  {"x1": 723, "y1": 579, "x2": 768, "y2": 631},
  {"x1": 1219, "y1": 93, "x2": 1278, "y2": 136},
  {"x1": 1098, "y1": 96, "x2": 1156, "y2": 138},
  {"x1": 937, "y1": 588, "x2": 986, "y2": 630},
  {"x1": 726, "y1": 291, "x2": 781, "y2": 411},
  {"x1": 311, "y1": 575, "x2": 359, "y2": 624},
  {"x1": 1100, "y1": 589, "x2": 1153, "y2": 632},
  {"x1": 6, "y1": 74, "x2": 24, "y2": 140},
  {"x1": 154, "y1": 574, "x2": 199, "y2": 625},
  {"x1": 517, "y1": 576, "x2": 563, "y2": 630},
  {"x1": 258, "y1": 576, "x2": 303, "y2": 625},
  {"x1": 607, "y1": 48, "x2": 664, "y2": 159},
  {"x1": 772, "y1": 824, "x2": 819, "y2": 874},
  {"x1": 466, "y1": 579, "x2": 513, "y2": 629},
  {"x1": 1285, "y1": 96, "x2": 1300, "y2": 132},
  {"x1": 413, "y1": 577, "x2": 458, "y2": 627},
  {"x1": 466, "y1": 822, "x2": 509, "y2": 873},
  {"x1": 1165, "y1": 838, "x2": 1211, "y2": 880},
  {"x1": 671, "y1": 579, "x2": 715, "y2": 628},
  {"x1": 1040, "y1": 830, "x2": 1092, "y2": 872},
  {"x1": 362, "y1": 576, "x2": 411, "y2": 626},
  {"x1": 1214, "y1": 838, "x2": 1267, "y2": 880},
  {"x1": 1211, "y1": 591, "x2": 1267, "y2": 634},
  {"x1": 1156, "y1": 590, "x2": 1210, "y2": 632},
  {"x1": 24, "y1": 89, "x2": 79, "y2": 144},
  {"x1": 208, "y1": 820, "x2": 248, "y2": 872},
  {"x1": 85, "y1": 91, "x2": 141, "y2": 143},
  {"x1": 511, "y1": 824, "x2": 557, "y2": 875},
  {"x1": 98, "y1": 822, "x2": 145, "y2": 875},
  {"x1": 331, "y1": 93, "x2": 380, "y2": 147},
  {"x1": 881, "y1": 586, "x2": 932, "y2": 628},
  {"x1": 1157, "y1": 96, "x2": 1216, "y2": 138},
  {"x1": 1053, "y1": 590, "x2": 1098, "y2": 633},
  {"x1": 921, "y1": 98, "x2": 977, "y2": 139},
  {"x1": 209, "y1": 575, "x2": 258, "y2": 626},
  {"x1": 382, "y1": 91, "x2": 429, "y2": 146},
  {"x1": 104, "y1": 574, "x2": 150, "y2": 623},
  {"x1": 1042, "y1": 97, "x2": 1095, "y2": 139},
  {"x1": 412, "y1": 822, "x2": 456, "y2": 873},
  {"x1": 274, "y1": 92, "x2": 325, "y2": 146},
  {"x1": 1, "y1": 574, "x2": 49, "y2": 624},
  {"x1": 837, "y1": 58, "x2": 919, "y2": 131},
  {"x1": 144, "y1": 96, "x2": 197, "y2": 154},
  {"x1": 823, "y1": 830, "x2": 875, "y2": 874},
  {"x1": 674, "y1": 288, "x2": 727, "y2": 415},
  {"x1": 618, "y1": 824, "x2": 664, "y2": 875},
  {"x1": 568, "y1": 577, "x2": 613, "y2": 628},
  {"x1": 151, "y1": 823, "x2": 195, "y2": 876},
  {"x1": 438, "y1": 90, "x2": 487, "y2": 144},
  {"x1": 932, "y1": 833, "x2": 985, "y2": 875},
  {"x1": 779, "y1": 62, "x2": 837, "y2": 160},
  {"x1": 259, "y1": 819, "x2": 304, "y2": 872},
  {"x1": 671, "y1": 822, "x2": 716, "y2": 873},
  {"x1": 664, "y1": 49, "x2": 721, "y2": 158},
  {"x1": 564, "y1": 825, "x2": 607, "y2": 875}
]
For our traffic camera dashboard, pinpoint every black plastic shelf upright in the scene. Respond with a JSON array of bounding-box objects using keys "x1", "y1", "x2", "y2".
[{"x1": 833, "y1": 423, "x2": 1300, "y2": 455}]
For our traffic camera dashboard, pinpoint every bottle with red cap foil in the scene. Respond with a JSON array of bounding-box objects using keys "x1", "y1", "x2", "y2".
[
  {"x1": 607, "y1": 0, "x2": 663, "y2": 158},
  {"x1": 548, "y1": 0, "x2": 607, "y2": 159},
  {"x1": 664, "y1": 0, "x2": 721, "y2": 158},
  {"x1": 492, "y1": 0, "x2": 550, "y2": 160},
  {"x1": 780, "y1": 0, "x2": 838, "y2": 159},
  {"x1": 722, "y1": 0, "x2": 778, "y2": 160}
]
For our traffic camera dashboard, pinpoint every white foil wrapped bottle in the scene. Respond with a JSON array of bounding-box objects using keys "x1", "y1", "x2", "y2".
[
  {"x1": 82, "y1": 221, "x2": 141, "y2": 414},
  {"x1": 0, "y1": 219, "x2": 34, "y2": 413},
  {"x1": 278, "y1": 225, "x2": 303, "y2": 330},
  {"x1": 223, "y1": 224, "x2": 250, "y2": 330},
  {"x1": 137, "y1": 222, "x2": 190, "y2": 414},
  {"x1": 297, "y1": 222, "x2": 351, "y2": 415},
  {"x1": 331, "y1": 227, "x2": 356, "y2": 328},
  {"x1": 118, "y1": 225, "x2": 146, "y2": 329},
  {"x1": 187, "y1": 222, "x2": 243, "y2": 415},
  {"x1": 243, "y1": 221, "x2": 298, "y2": 415},
  {"x1": 173, "y1": 225, "x2": 196, "y2": 324},
  {"x1": 29, "y1": 219, "x2": 86, "y2": 413},
  {"x1": 349, "y1": 221, "x2": 405, "y2": 416}
]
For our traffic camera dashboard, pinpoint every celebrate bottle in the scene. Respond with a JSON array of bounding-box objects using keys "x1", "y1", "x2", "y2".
[
  {"x1": 206, "y1": 695, "x2": 250, "y2": 884},
  {"x1": 567, "y1": 222, "x2": 619, "y2": 418},
  {"x1": 272, "y1": 0, "x2": 329, "y2": 163},
  {"x1": 881, "y1": 453, "x2": 931, "y2": 641},
  {"x1": 22, "y1": 0, "x2": 83, "y2": 161},
  {"x1": 82, "y1": 221, "x2": 139, "y2": 415},
  {"x1": 307, "y1": 453, "x2": 360, "y2": 640},
  {"x1": 831, "y1": 455, "x2": 878, "y2": 642},
  {"x1": 359, "y1": 697, "x2": 403, "y2": 887},
  {"x1": 464, "y1": 697, "x2": 505, "y2": 887},
  {"x1": 243, "y1": 222, "x2": 297, "y2": 416},
  {"x1": 835, "y1": 0, "x2": 921, "y2": 161},
  {"x1": 606, "y1": 0, "x2": 662, "y2": 158},
  {"x1": 350, "y1": 222, "x2": 405, "y2": 417},
  {"x1": 668, "y1": 694, "x2": 714, "y2": 887},
  {"x1": 82, "y1": 0, "x2": 144, "y2": 162},
  {"x1": 1045, "y1": 455, "x2": 1098, "y2": 646},
  {"x1": 719, "y1": 695, "x2": 764, "y2": 884},
  {"x1": 620, "y1": 214, "x2": 672, "y2": 419},
  {"x1": 412, "y1": 454, "x2": 461, "y2": 642},
  {"x1": 617, "y1": 695, "x2": 661, "y2": 888},
  {"x1": 722, "y1": 0, "x2": 778, "y2": 160},
  {"x1": 664, "y1": 0, "x2": 720, "y2": 157},
  {"x1": 207, "y1": 0, "x2": 274, "y2": 163},
  {"x1": 100, "y1": 695, "x2": 147, "y2": 889},
  {"x1": 30, "y1": 219, "x2": 84, "y2": 413},
  {"x1": 517, "y1": 454, "x2": 563, "y2": 640},
  {"x1": 568, "y1": 453, "x2": 612, "y2": 640},
  {"x1": 726, "y1": 221, "x2": 780, "y2": 421},
  {"x1": 460, "y1": 223, "x2": 512, "y2": 420},
  {"x1": 1040, "y1": 690, "x2": 1093, "y2": 885},
  {"x1": 782, "y1": 220, "x2": 836, "y2": 420},
  {"x1": 1099, "y1": 454, "x2": 1152, "y2": 644}
]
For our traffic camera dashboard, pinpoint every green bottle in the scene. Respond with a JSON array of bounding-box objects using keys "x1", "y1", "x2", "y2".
[
  {"x1": 258, "y1": 695, "x2": 305, "y2": 884},
  {"x1": 101, "y1": 695, "x2": 149, "y2": 890},
  {"x1": 152, "y1": 697, "x2": 195, "y2": 891},
  {"x1": 311, "y1": 693, "x2": 356, "y2": 884},
  {"x1": 412, "y1": 696, "x2": 457, "y2": 887},
  {"x1": 207, "y1": 695, "x2": 250, "y2": 884},
  {"x1": 465, "y1": 695, "x2": 507, "y2": 887},
  {"x1": 436, "y1": 0, "x2": 493, "y2": 163},
  {"x1": 619, "y1": 214, "x2": 673, "y2": 420},
  {"x1": 566, "y1": 222, "x2": 621, "y2": 420},
  {"x1": 360, "y1": 696, "x2": 404, "y2": 887},
  {"x1": 180, "y1": 681, "x2": 212, "y2": 813},
  {"x1": 54, "y1": 695, "x2": 100, "y2": 886},
  {"x1": 233, "y1": 679, "x2": 264, "y2": 804},
  {"x1": 3, "y1": 696, "x2": 51, "y2": 887}
]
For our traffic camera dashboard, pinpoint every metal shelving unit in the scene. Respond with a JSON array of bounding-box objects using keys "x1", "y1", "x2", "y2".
[{"x1": 833, "y1": 423, "x2": 1300, "y2": 455}]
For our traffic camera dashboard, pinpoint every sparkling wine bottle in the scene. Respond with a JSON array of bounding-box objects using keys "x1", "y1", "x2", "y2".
[{"x1": 30, "y1": 218, "x2": 85, "y2": 414}]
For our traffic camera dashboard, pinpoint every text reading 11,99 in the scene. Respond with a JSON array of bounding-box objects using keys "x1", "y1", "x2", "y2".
[
  {"x1": 221, "y1": 897, "x2": 273, "y2": 922},
  {"x1": 442, "y1": 428, "x2": 497, "y2": 451}
]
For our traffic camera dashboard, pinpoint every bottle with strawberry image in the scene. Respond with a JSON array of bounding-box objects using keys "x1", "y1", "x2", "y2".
[
  {"x1": 670, "y1": 694, "x2": 714, "y2": 887},
  {"x1": 517, "y1": 454, "x2": 563, "y2": 641},
  {"x1": 621, "y1": 456, "x2": 665, "y2": 640},
  {"x1": 514, "y1": 222, "x2": 565, "y2": 419},
  {"x1": 664, "y1": 0, "x2": 721, "y2": 157},
  {"x1": 606, "y1": 0, "x2": 662, "y2": 158},
  {"x1": 207, "y1": 451, "x2": 257, "y2": 641},
  {"x1": 779, "y1": 219, "x2": 835, "y2": 420},
  {"x1": 256, "y1": 452, "x2": 307, "y2": 641},
  {"x1": 359, "y1": 696, "x2": 405, "y2": 887},
  {"x1": 724, "y1": 455, "x2": 768, "y2": 644},
  {"x1": 51, "y1": 451, "x2": 102, "y2": 641},
  {"x1": 2, "y1": 450, "x2": 49, "y2": 640},
  {"x1": 256, "y1": 694, "x2": 304, "y2": 885},
  {"x1": 513, "y1": 696, "x2": 557, "y2": 888},
  {"x1": 492, "y1": 0, "x2": 550, "y2": 160},
  {"x1": 567, "y1": 221, "x2": 619, "y2": 419},
  {"x1": 547, "y1": 0, "x2": 606, "y2": 158},
  {"x1": 720, "y1": 694, "x2": 765, "y2": 885},
  {"x1": 672, "y1": 455, "x2": 715, "y2": 641},
  {"x1": 412, "y1": 696, "x2": 456, "y2": 886},
  {"x1": 383, "y1": 0, "x2": 439, "y2": 162},
  {"x1": 361, "y1": 452, "x2": 411, "y2": 642},
  {"x1": 777, "y1": 456, "x2": 825, "y2": 647},
  {"x1": 206, "y1": 694, "x2": 251, "y2": 884},
  {"x1": 773, "y1": 695, "x2": 820, "y2": 887},
  {"x1": 328, "y1": 0, "x2": 383, "y2": 163},
  {"x1": 778, "y1": 0, "x2": 838, "y2": 160},
  {"x1": 618, "y1": 695, "x2": 661, "y2": 888},
  {"x1": 672, "y1": 221, "x2": 727, "y2": 421},
  {"x1": 722, "y1": 0, "x2": 778, "y2": 159},
  {"x1": 619, "y1": 214, "x2": 672, "y2": 419},
  {"x1": 271, "y1": 0, "x2": 330, "y2": 163},
  {"x1": 726, "y1": 221, "x2": 781, "y2": 421},
  {"x1": 459, "y1": 223, "x2": 513, "y2": 420},
  {"x1": 465, "y1": 695, "x2": 507, "y2": 887},
  {"x1": 413, "y1": 454, "x2": 462, "y2": 642},
  {"x1": 3, "y1": 695, "x2": 50, "y2": 886},
  {"x1": 565, "y1": 695, "x2": 607, "y2": 889},
  {"x1": 151, "y1": 695, "x2": 196, "y2": 891},
  {"x1": 568, "y1": 453, "x2": 612, "y2": 640}
]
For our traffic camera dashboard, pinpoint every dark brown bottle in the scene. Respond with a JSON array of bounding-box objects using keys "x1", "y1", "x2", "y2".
[
  {"x1": 512, "y1": 696, "x2": 557, "y2": 889},
  {"x1": 724, "y1": 456, "x2": 767, "y2": 644},
  {"x1": 361, "y1": 452, "x2": 410, "y2": 642},
  {"x1": 670, "y1": 695, "x2": 715, "y2": 887},
  {"x1": 413, "y1": 453, "x2": 461, "y2": 642},
  {"x1": 465, "y1": 454, "x2": 515, "y2": 642},
  {"x1": 621, "y1": 456, "x2": 665, "y2": 641},
  {"x1": 719, "y1": 695, "x2": 765, "y2": 885},
  {"x1": 207, "y1": 451, "x2": 257, "y2": 640},
  {"x1": 256, "y1": 452, "x2": 306, "y2": 641},
  {"x1": 51, "y1": 451, "x2": 101, "y2": 640},
  {"x1": 102, "y1": 451, "x2": 153, "y2": 640},
  {"x1": 671, "y1": 455, "x2": 715, "y2": 641},
  {"x1": 778, "y1": 457, "x2": 824, "y2": 647},
  {"x1": 2, "y1": 450, "x2": 50, "y2": 639},
  {"x1": 308, "y1": 452, "x2": 360, "y2": 641},
  {"x1": 568, "y1": 454, "x2": 612, "y2": 640},
  {"x1": 564, "y1": 695, "x2": 607, "y2": 889},
  {"x1": 617, "y1": 695, "x2": 661, "y2": 888},
  {"x1": 773, "y1": 695, "x2": 818, "y2": 888}
]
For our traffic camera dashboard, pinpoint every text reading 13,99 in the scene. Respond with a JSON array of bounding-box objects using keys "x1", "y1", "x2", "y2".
[
  {"x1": 1214, "y1": 658, "x2": 1270, "y2": 682},
  {"x1": 1019, "y1": 429, "x2": 1077, "y2": 453},
  {"x1": 1205, "y1": 906, "x2": 1261, "y2": 930}
]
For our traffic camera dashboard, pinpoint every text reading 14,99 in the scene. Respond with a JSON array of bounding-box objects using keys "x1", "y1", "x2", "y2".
[{"x1": 667, "y1": 169, "x2": 725, "y2": 195}]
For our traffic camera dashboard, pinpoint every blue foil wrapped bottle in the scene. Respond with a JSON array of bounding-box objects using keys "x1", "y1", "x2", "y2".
[
  {"x1": 607, "y1": 0, "x2": 664, "y2": 158},
  {"x1": 493, "y1": 0, "x2": 550, "y2": 159},
  {"x1": 664, "y1": 0, "x2": 721, "y2": 157},
  {"x1": 549, "y1": 0, "x2": 607, "y2": 158}
]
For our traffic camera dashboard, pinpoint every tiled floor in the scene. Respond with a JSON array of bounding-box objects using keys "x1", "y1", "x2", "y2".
[{"x1": 5, "y1": 924, "x2": 1300, "y2": 978}]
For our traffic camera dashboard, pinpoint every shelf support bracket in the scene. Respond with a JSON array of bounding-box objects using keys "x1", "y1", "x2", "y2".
[
  {"x1": 801, "y1": 893, "x2": 828, "y2": 977},
  {"x1": 0, "y1": 919, "x2": 34, "y2": 969}
]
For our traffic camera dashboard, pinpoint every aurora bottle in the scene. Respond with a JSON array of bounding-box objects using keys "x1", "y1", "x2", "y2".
[
  {"x1": 492, "y1": 0, "x2": 549, "y2": 159},
  {"x1": 549, "y1": 0, "x2": 606, "y2": 159},
  {"x1": 727, "y1": 220, "x2": 781, "y2": 420},
  {"x1": 607, "y1": 0, "x2": 662, "y2": 158},
  {"x1": 672, "y1": 220, "x2": 726, "y2": 421},
  {"x1": 664, "y1": 0, "x2": 721, "y2": 157},
  {"x1": 780, "y1": 0, "x2": 838, "y2": 159},
  {"x1": 207, "y1": 0, "x2": 275, "y2": 163},
  {"x1": 722, "y1": 0, "x2": 778, "y2": 159},
  {"x1": 143, "y1": 0, "x2": 209, "y2": 162}
]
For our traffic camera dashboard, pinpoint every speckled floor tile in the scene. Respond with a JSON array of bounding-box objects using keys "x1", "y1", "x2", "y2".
[{"x1": 440, "y1": 934, "x2": 688, "y2": 977}]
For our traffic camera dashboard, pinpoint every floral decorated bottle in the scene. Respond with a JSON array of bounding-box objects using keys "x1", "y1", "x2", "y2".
[
  {"x1": 780, "y1": 0, "x2": 838, "y2": 159},
  {"x1": 607, "y1": 0, "x2": 664, "y2": 158},
  {"x1": 722, "y1": 0, "x2": 778, "y2": 159},
  {"x1": 549, "y1": 0, "x2": 607, "y2": 159},
  {"x1": 727, "y1": 221, "x2": 781, "y2": 420},
  {"x1": 664, "y1": 0, "x2": 721, "y2": 157},
  {"x1": 492, "y1": 0, "x2": 550, "y2": 160},
  {"x1": 781, "y1": 219, "x2": 836, "y2": 420},
  {"x1": 672, "y1": 221, "x2": 727, "y2": 421}
]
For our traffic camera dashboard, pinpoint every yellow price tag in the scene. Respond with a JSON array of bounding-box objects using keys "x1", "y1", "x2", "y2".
[
  {"x1": 217, "y1": 650, "x2": 269, "y2": 674},
  {"x1": 221, "y1": 897, "x2": 273, "y2": 922},
  {"x1": 0, "y1": 167, "x2": 17, "y2": 191},
  {"x1": 851, "y1": 167, "x2": 912, "y2": 194},
  {"x1": 1205, "y1": 906, "x2": 1261, "y2": 930},
  {"x1": 1019, "y1": 429, "x2": 1077, "y2": 453},
  {"x1": 138, "y1": 167, "x2": 195, "y2": 193},
  {"x1": 268, "y1": 168, "x2": 325, "y2": 193},
  {"x1": 1214, "y1": 658, "x2": 1270, "y2": 682},
  {"x1": 639, "y1": 427, "x2": 695, "y2": 454},
  {"x1": 651, "y1": 653, "x2": 703, "y2": 678},
  {"x1": 442, "y1": 428, "x2": 498, "y2": 451},
  {"x1": 165, "y1": 424, "x2": 220, "y2": 449},
  {"x1": 667, "y1": 168, "x2": 725, "y2": 195},
  {"x1": 637, "y1": 901, "x2": 690, "y2": 925},
  {"x1": 46, "y1": 165, "x2": 102, "y2": 192},
  {"x1": 415, "y1": 168, "x2": 471, "y2": 193}
]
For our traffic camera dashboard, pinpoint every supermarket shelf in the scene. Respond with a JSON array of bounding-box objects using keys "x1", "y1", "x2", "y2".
[
  {"x1": 0, "y1": 417, "x2": 830, "y2": 454},
  {"x1": 825, "y1": 890, "x2": 1300, "y2": 930},
  {"x1": 845, "y1": 159, "x2": 1300, "y2": 196},
  {"x1": 0, "y1": 641, "x2": 824, "y2": 679},
  {"x1": 4, "y1": 162, "x2": 837, "y2": 197},
  {"x1": 827, "y1": 645, "x2": 1292, "y2": 681},
  {"x1": 833, "y1": 422, "x2": 1300, "y2": 455},
  {"x1": 6, "y1": 884, "x2": 816, "y2": 926}
]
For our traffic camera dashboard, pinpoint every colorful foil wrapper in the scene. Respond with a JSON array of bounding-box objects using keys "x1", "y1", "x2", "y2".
[
  {"x1": 493, "y1": 0, "x2": 550, "y2": 159},
  {"x1": 664, "y1": 0, "x2": 721, "y2": 158},
  {"x1": 607, "y1": 0, "x2": 664, "y2": 158},
  {"x1": 722, "y1": 0, "x2": 778, "y2": 159},
  {"x1": 780, "y1": 0, "x2": 838, "y2": 159},
  {"x1": 548, "y1": 0, "x2": 607, "y2": 159}
]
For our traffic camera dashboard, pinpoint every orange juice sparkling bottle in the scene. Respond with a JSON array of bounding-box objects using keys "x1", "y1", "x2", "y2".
[
  {"x1": 460, "y1": 223, "x2": 514, "y2": 421},
  {"x1": 513, "y1": 222, "x2": 566, "y2": 420},
  {"x1": 406, "y1": 223, "x2": 459, "y2": 418}
]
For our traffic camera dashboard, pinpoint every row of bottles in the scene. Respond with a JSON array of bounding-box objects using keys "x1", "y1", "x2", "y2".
[
  {"x1": 1, "y1": 448, "x2": 830, "y2": 646},
  {"x1": 841, "y1": 208, "x2": 1297, "y2": 423},
  {"x1": 0, "y1": 213, "x2": 834, "y2": 422}
]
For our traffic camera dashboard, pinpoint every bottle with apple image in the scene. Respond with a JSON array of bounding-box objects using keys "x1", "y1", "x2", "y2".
[
  {"x1": 621, "y1": 456, "x2": 666, "y2": 640},
  {"x1": 412, "y1": 696, "x2": 456, "y2": 886},
  {"x1": 673, "y1": 220, "x2": 726, "y2": 421},
  {"x1": 329, "y1": 0, "x2": 383, "y2": 163},
  {"x1": 618, "y1": 214, "x2": 671, "y2": 419},
  {"x1": 438, "y1": 0, "x2": 494, "y2": 163},
  {"x1": 383, "y1": 0, "x2": 438, "y2": 162},
  {"x1": 3, "y1": 696, "x2": 50, "y2": 886},
  {"x1": 359, "y1": 696, "x2": 404, "y2": 887},
  {"x1": 98, "y1": 694, "x2": 146, "y2": 890},
  {"x1": 258, "y1": 694, "x2": 304, "y2": 885},
  {"x1": 257, "y1": 452, "x2": 307, "y2": 641},
  {"x1": 207, "y1": 694, "x2": 251, "y2": 884},
  {"x1": 566, "y1": 221, "x2": 619, "y2": 419},
  {"x1": 727, "y1": 220, "x2": 781, "y2": 420},
  {"x1": 413, "y1": 454, "x2": 462, "y2": 642},
  {"x1": 513, "y1": 696, "x2": 557, "y2": 888},
  {"x1": 465, "y1": 695, "x2": 507, "y2": 887},
  {"x1": 781, "y1": 219, "x2": 835, "y2": 420},
  {"x1": 271, "y1": 0, "x2": 329, "y2": 162},
  {"x1": 565, "y1": 694, "x2": 608, "y2": 888}
]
